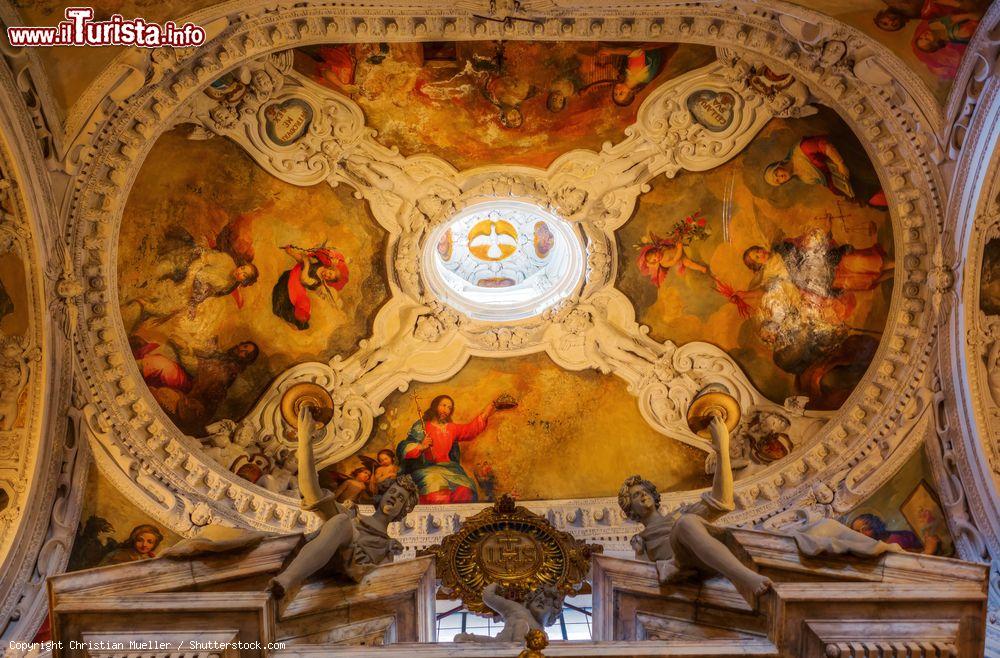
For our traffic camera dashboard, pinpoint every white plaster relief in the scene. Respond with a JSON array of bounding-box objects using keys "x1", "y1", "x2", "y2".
[{"x1": 41, "y1": 1, "x2": 944, "y2": 594}]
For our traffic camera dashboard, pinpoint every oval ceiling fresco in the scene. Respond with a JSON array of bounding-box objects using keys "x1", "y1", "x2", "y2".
[
  {"x1": 117, "y1": 129, "x2": 390, "y2": 435},
  {"x1": 115, "y1": 32, "x2": 895, "y2": 504},
  {"x1": 616, "y1": 106, "x2": 893, "y2": 411},
  {"x1": 293, "y1": 41, "x2": 716, "y2": 169},
  {"x1": 320, "y1": 352, "x2": 710, "y2": 504}
]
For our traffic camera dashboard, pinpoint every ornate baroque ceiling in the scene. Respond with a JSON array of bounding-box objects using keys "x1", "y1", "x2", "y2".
[
  {"x1": 0, "y1": 0, "x2": 998, "y2": 650},
  {"x1": 67, "y1": 8, "x2": 941, "y2": 536}
]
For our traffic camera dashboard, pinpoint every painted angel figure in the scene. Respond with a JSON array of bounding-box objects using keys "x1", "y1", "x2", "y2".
[
  {"x1": 596, "y1": 43, "x2": 673, "y2": 106},
  {"x1": 635, "y1": 211, "x2": 711, "y2": 286},
  {"x1": 142, "y1": 197, "x2": 268, "y2": 321},
  {"x1": 321, "y1": 449, "x2": 400, "y2": 504},
  {"x1": 481, "y1": 63, "x2": 538, "y2": 130},
  {"x1": 364, "y1": 449, "x2": 401, "y2": 493},
  {"x1": 271, "y1": 244, "x2": 350, "y2": 330},
  {"x1": 764, "y1": 135, "x2": 887, "y2": 209},
  {"x1": 454, "y1": 582, "x2": 563, "y2": 643},
  {"x1": 619, "y1": 415, "x2": 773, "y2": 607},
  {"x1": 268, "y1": 405, "x2": 419, "y2": 599},
  {"x1": 327, "y1": 466, "x2": 373, "y2": 504}
]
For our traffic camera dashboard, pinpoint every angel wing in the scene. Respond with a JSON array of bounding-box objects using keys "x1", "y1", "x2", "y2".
[
  {"x1": 319, "y1": 468, "x2": 352, "y2": 487},
  {"x1": 44, "y1": 238, "x2": 82, "y2": 339},
  {"x1": 358, "y1": 455, "x2": 379, "y2": 472},
  {"x1": 212, "y1": 199, "x2": 274, "y2": 266}
]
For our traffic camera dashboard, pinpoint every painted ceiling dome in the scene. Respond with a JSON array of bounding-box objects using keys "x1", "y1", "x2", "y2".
[
  {"x1": 424, "y1": 201, "x2": 585, "y2": 321},
  {"x1": 4, "y1": 0, "x2": 1000, "y2": 648}
]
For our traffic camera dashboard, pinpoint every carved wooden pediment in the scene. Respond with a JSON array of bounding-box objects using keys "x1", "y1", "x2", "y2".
[
  {"x1": 46, "y1": 535, "x2": 436, "y2": 656},
  {"x1": 592, "y1": 529, "x2": 989, "y2": 657}
]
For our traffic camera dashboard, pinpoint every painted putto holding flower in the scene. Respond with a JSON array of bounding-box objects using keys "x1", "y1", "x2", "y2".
[{"x1": 635, "y1": 211, "x2": 711, "y2": 286}]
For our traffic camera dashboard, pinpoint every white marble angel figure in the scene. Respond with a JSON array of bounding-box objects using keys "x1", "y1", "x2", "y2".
[
  {"x1": 268, "y1": 404, "x2": 419, "y2": 599},
  {"x1": 454, "y1": 582, "x2": 563, "y2": 643},
  {"x1": 618, "y1": 414, "x2": 773, "y2": 607}
]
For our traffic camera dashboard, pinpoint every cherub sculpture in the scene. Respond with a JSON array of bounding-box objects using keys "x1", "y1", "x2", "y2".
[
  {"x1": 454, "y1": 582, "x2": 562, "y2": 643},
  {"x1": 619, "y1": 414, "x2": 772, "y2": 607},
  {"x1": 268, "y1": 404, "x2": 419, "y2": 599}
]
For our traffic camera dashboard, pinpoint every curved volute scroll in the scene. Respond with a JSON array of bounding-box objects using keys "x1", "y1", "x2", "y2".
[
  {"x1": 176, "y1": 51, "x2": 367, "y2": 188},
  {"x1": 177, "y1": 52, "x2": 801, "y2": 237},
  {"x1": 235, "y1": 362, "x2": 377, "y2": 468},
  {"x1": 629, "y1": 53, "x2": 816, "y2": 182}
]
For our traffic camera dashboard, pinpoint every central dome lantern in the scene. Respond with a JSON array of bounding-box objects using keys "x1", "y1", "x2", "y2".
[{"x1": 423, "y1": 200, "x2": 586, "y2": 321}]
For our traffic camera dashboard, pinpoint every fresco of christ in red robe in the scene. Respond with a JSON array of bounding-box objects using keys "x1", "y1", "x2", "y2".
[{"x1": 396, "y1": 395, "x2": 511, "y2": 504}]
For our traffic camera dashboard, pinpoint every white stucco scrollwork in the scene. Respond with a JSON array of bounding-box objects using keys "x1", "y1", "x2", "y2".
[
  {"x1": 0, "y1": 24, "x2": 77, "y2": 644},
  {"x1": 937, "y1": 21, "x2": 1000, "y2": 643},
  {"x1": 11, "y1": 3, "x2": 940, "y2": 625},
  {"x1": 242, "y1": 362, "x2": 377, "y2": 467}
]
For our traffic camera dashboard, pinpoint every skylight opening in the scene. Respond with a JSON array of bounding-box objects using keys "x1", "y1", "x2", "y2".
[{"x1": 424, "y1": 200, "x2": 585, "y2": 322}]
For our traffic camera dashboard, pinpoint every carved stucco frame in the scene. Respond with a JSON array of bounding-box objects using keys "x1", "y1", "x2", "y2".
[
  {"x1": 55, "y1": 0, "x2": 946, "y2": 545},
  {"x1": 0, "y1": 43, "x2": 80, "y2": 644},
  {"x1": 935, "y1": 0, "x2": 1000, "y2": 648},
  {"x1": 0, "y1": 0, "x2": 964, "y2": 643}
]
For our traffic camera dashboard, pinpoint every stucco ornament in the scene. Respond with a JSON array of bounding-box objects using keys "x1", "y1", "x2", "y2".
[
  {"x1": 938, "y1": 22, "x2": 1000, "y2": 643},
  {"x1": 178, "y1": 49, "x2": 831, "y2": 471},
  {"x1": 47, "y1": 0, "x2": 945, "y2": 574},
  {"x1": 0, "y1": 36, "x2": 79, "y2": 642}
]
